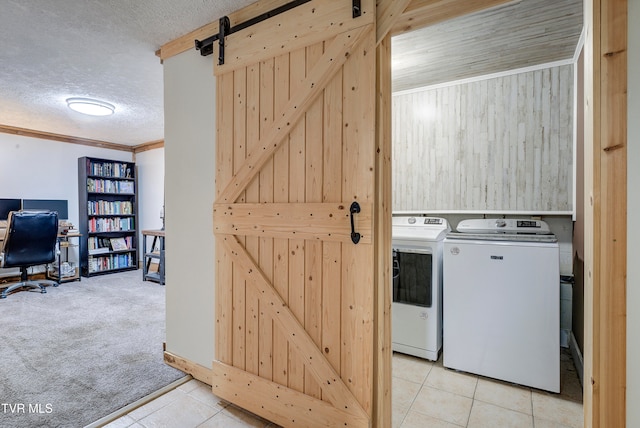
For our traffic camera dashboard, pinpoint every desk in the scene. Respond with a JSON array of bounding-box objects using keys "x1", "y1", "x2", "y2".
[
  {"x1": 142, "y1": 230, "x2": 165, "y2": 285},
  {"x1": 0, "y1": 220, "x2": 6, "y2": 248},
  {"x1": 0, "y1": 220, "x2": 20, "y2": 279}
]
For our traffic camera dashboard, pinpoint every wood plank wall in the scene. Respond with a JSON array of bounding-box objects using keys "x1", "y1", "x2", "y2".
[{"x1": 392, "y1": 64, "x2": 574, "y2": 212}]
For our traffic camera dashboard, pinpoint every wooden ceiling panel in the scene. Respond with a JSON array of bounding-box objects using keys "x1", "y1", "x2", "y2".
[{"x1": 391, "y1": 0, "x2": 583, "y2": 92}]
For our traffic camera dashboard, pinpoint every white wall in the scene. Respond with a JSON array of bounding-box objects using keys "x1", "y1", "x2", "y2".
[
  {"x1": 0, "y1": 133, "x2": 133, "y2": 268},
  {"x1": 0, "y1": 133, "x2": 165, "y2": 268},
  {"x1": 135, "y1": 148, "x2": 165, "y2": 256},
  {"x1": 628, "y1": 0, "x2": 639, "y2": 425},
  {"x1": 163, "y1": 49, "x2": 216, "y2": 367},
  {"x1": 0, "y1": 133, "x2": 133, "y2": 222}
]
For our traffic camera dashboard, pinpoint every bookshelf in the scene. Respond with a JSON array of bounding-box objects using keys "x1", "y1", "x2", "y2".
[{"x1": 78, "y1": 157, "x2": 138, "y2": 277}]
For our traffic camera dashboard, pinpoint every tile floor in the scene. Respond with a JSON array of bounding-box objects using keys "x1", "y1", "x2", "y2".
[{"x1": 103, "y1": 351, "x2": 583, "y2": 428}]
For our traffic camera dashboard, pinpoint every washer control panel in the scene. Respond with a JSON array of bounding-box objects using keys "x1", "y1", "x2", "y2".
[
  {"x1": 392, "y1": 216, "x2": 445, "y2": 227},
  {"x1": 424, "y1": 218, "x2": 443, "y2": 225},
  {"x1": 456, "y1": 218, "x2": 551, "y2": 234},
  {"x1": 392, "y1": 216, "x2": 451, "y2": 241}
]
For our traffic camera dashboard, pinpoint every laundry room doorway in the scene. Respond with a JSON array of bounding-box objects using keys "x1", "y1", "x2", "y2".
[{"x1": 385, "y1": 0, "x2": 627, "y2": 426}]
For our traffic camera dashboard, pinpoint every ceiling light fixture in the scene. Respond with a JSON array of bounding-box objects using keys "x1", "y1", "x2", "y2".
[{"x1": 66, "y1": 97, "x2": 115, "y2": 116}]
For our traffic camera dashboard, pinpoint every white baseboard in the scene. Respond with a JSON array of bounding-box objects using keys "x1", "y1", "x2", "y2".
[{"x1": 570, "y1": 331, "x2": 584, "y2": 387}]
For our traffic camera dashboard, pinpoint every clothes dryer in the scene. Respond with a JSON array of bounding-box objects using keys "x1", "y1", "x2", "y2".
[{"x1": 392, "y1": 216, "x2": 450, "y2": 360}]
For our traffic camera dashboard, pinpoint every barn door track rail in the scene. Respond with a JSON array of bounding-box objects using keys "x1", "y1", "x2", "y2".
[{"x1": 195, "y1": 0, "x2": 363, "y2": 64}]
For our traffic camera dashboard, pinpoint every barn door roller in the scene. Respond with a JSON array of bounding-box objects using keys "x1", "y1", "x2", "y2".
[
  {"x1": 352, "y1": 0, "x2": 361, "y2": 18},
  {"x1": 195, "y1": 0, "x2": 363, "y2": 64}
]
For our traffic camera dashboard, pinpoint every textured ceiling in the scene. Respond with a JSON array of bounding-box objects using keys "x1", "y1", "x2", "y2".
[
  {"x1": 0, "y1": 0, "x2": 256, "y2": 146},
  {"x1": 0, "y1": 0, "x2": 582, "y2": 147}
]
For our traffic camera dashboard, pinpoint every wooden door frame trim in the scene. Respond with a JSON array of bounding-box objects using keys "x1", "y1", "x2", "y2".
[
  {"x1": 583, "y1": 0, "x2": 627, "y2": 426},
  {"x1": 373, "y1": 32, "x2": 393, "y2": 428}
]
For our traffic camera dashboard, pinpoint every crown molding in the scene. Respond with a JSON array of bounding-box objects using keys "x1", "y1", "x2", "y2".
[
  {"x1": 133, "y1": 139, "x2": 165, "y2": 153},
  {"x1": 0, "y1": 124, "x2": 134, "y2": 152},
  {"x1": 0, "y1": 124, "x2": 164, "y2": 154}
]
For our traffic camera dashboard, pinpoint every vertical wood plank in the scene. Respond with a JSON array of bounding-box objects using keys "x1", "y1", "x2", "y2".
[
  {"x1": 532, "y1": 69, "x2": 542, "y2": 210},
  {"x1": 508, "y1": 74, "x2": 519, "y2": 209},
  {"x1": 541, "y1": 68, "x2": 552, "y2": 210},
  {"x1": 341, "y1": 27, "x2": 376, "y2": 414},
  {"x1": 258, "y1": 58, "x2": 275, "y2": 381},
  {"x1": 478, "y1": 79, "x2": 488, "y2": 209},
  {"x1": 455, "y1": 85, "x2": 465, "y2": 207},
  {"x1": 304, "y1": 40, "x2": 325, "y2": 400},
  {"x1": 322, "y1": 60, "x2": 344, "y2": 389},
  {"x1": 216, "y1": 71, "x2": 235, "y2": 365},
  {"x1": 288, "y1": 45, "x2": 307, "y2": 394},
  {"x1": 484, "y1": 80, "x2": 502, "y2": 211},
  {"x1": 558, "y1": 65, "x2": 571, "y2": 208},
  {"x1": 272, "y1": 52, "x2": 291, "y2": 388},
  {"x1": 245, "y1": 62, "x2": 261, "y2": 376},
  {"x1": 493, "y1": 76, "x2": 504, "y2": 209},
  {"x1": 523, "y1": 72, "x2": 534, "y2": 210},
  {"x1": 232, "y1": 67, "x2": 248, "y2": 370}
]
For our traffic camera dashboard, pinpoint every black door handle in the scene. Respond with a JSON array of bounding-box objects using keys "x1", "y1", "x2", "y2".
[{"x1": 350, "y1": 202, "x2": 361, "y2": 244}]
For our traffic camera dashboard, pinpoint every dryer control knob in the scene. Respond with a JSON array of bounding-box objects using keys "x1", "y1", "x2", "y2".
[{"x1": 496, "y1": 219, "x2": 507, "y2": 228}]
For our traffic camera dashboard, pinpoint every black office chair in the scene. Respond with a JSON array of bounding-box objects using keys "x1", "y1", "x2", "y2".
[{"x1": 0, "y1": 210, "x2": 59, "y2": 299}]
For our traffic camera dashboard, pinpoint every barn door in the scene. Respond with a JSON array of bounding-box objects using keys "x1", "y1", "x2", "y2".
[{"x1": 212, "y1": 1, "x2": 378, "y2": 427}]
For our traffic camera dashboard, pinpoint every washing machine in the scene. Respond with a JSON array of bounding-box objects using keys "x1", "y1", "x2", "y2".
[
  {"x1": 443, "y1": 218, "x2": 560, "y2": 392},
  {"x1": 392, "y1": 216, "x2": 450, "y2": 361}
]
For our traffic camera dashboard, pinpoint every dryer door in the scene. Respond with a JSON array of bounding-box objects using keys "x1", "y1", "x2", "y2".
[{"x1": 392, "y1": 247, "x2": 433, "y2": 308}]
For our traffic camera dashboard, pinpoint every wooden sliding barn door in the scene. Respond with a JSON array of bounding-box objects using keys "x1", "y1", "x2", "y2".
[{"x1": 212, "y1": 1, "x2": 378, "y2": 427}]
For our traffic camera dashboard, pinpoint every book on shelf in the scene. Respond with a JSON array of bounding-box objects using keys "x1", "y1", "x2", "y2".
[
  {"x1": 110, "y1": 237, "x2": 129, "y2": 251},
  {"x1": 88, "y1": 200, "x2": 133, "y2": 215},
  {"x1": 87, "y1": 217, "x2": 134, "y2": 232},
  {"x1": 89, "y1": 247, "x2": 110, "y2": 255},
  {"x1": 87, "y1": 179, "x2": 135, "y2": 194},
  {"x1": 119, "y1": 181, "x2": 134, "y2": 193},
  {"x1": 88, "y1": 236, "x2": 114, "y2": 254},
  {"x1": 88, "y1": 253, "x2": 134, "y2": 273},
  {"x1": 90, "y1": 161, "x2": 132, "y2": 179}
]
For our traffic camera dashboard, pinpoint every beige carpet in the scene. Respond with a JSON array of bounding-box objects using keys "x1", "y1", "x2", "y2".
[{"x1": 0, "y1": 269, "x2": 184, "y2": 428}]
